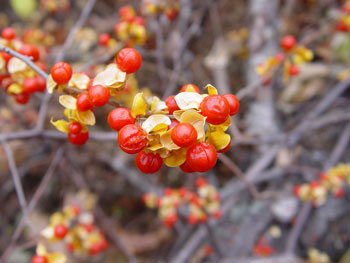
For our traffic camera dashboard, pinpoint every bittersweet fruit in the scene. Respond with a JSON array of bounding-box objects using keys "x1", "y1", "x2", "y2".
[
  {"x1": 19, "y1": 44, "x2": 39, "y2": 62},
  {"x1": 88, "y1": 85, "x2": 110, "y2": 107},
  {"x1": 68, "y1": 131, "x2": 89, "y2": 145},
  {"x1": 280, "y1": 35, "x2": 296, "y2": 51},
  {"x1": 116, "y1": 48, "x2": 142, "y2": 74},
  {"x1": 171, "y1": 123, "x2": 197, "y2": 148},
  {"x1": 76, "y1": 93, "x2": 93, "y2": 111},
  {"x1": 54, "y1": 224, "x2": 68, "y2": 239},
  {"x1": 200, "y1": 95, "x2": 230, "y2": 125},
  {"x1": 186, "y1": 142, "x2": 217, "y2": 172},
  {"x1": 68, "y1": 122, "x2": 82, "y2": 134},
  {"x1": 1, "y1": 27, "x2": 16, "y2": 40},
  {"x1": 31, "y1": 255, "x2": 48, "y2": 263},
  {"x1": 135, "y1": 151, "x2": 163, "y2": 173},
  {"x1": 165, "y1": 95, "x2": 180, "y2": 114},
  {"x1": 180, "y1": 160, "x2": 195, "y2": 173},
  {"x1": 108, "y1": 108, "x2": 135, "y2": 131},
  {"x1": 51, "y1": 62, "x2": 72, "y2": 84},
  {"x1": 15, "y1": 93, "x2": 29, "y2": 104},
  {"x1": 98, "y1": 33, "x2": 111, "y2": 46},
  {"x1": 118, "y1": 124, "x2": 147, "y2": 154},
  {"x1": 180, "y1": 84, "x2": 200, "y2": 93},
  {"x1": 222, "y1": 94, "x2": 240, "y2": 116}
]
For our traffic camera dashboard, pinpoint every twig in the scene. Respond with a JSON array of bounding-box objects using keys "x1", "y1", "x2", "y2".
[
  {"x1": 69, "y1": 167, "x2": 139, "y2": 263},
  {"x1": 0, "y1": 140, "x2": 33, "y2": 231},
  {"x1": 285, "y1": 122, "x2": 350, "y2": 255},
  {"x1": 0, "y1": 45, "x2": 48, "y2": 79},
  {"x1": 1, "y1": 147, "x2": 64, "y2": 261}
]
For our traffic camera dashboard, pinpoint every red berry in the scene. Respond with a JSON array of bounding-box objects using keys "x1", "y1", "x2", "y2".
[
  {"x1": 186, "y1": 142, "x2": 217, "y2": 172},
  {"x1": 69, "y1": 122, "x2": 82, "y2": 134},
  {"x1": 200, "y1": 95, "x2": 230, "y2": 125},
  {"x1": 108, "y1": 108, "x2": 135, "y2": 131},
  {"x1": 222, "y1": 94, "x2": 240, "y2": 116},
  {"x1": 23, "y1": 77, "x2": 38, "y2": 94},
  {"x1": 89, "y1": 242, "x2": 101, "y2": 256},
  {"x1": 163, "y1": 213, "x2": 178, "y2": 227},
  {"x1": 180, "y1": 84, "x2": 200, "y2": 93},
  {"x1": 334, "y1": 188, "x2": 345, "y2": 198},
  {"x1": 2, "y1": 27, "x2": 16, "y2": 40},
  {"x1": 195, "y1": 178, "x2": 208, "y2": 188},
  {"x1": 1, "y1": 51, "x2": 12, "y2": 64},
  {"x1": 212, "y1": 210, "x2": 222, "y2": 219},
  {"x1": 72, "y1": 205, "x2": 80, "y2": 215},
  {"x1": 116, "y1": 48, "x2": 142, "y2": 74},
  {"x1": 51, "y1": 62, "x2": 72, "y2": 84},
  {"x1": 99, "y1": 33, "x2": 111, "y2": 46},
  {"x1": 76, "y1": 93, "x2": 93, "y2": 111},
  {"x1": 54, "y1": 224, "x2": 68, "y2": 239},
  {"x1": 135, "y1": 151, "x2": 163, "y2": 174},
  {"x1": 275, "y1": 53, "x2": 285, "y2": 62},
  {"x1": 187, "y1": 214, "x2": 198, "y2": 225},
  {"x1": 280, "y1": 35, "x2": 297, "y2": 51},
  {"x1": 180, "y1": 160, "x2": 195, "y2": 173},
  {"x1": 165, "y1": 9, "x2": 178, "y2": 20},
  {"x1": 31, "y1": 255, "x2": 48, "y2": 263},
  {"x1": 336, "y1": 21, "x2": 348, "y2": 32},
  {"x1": 99, "y1": 239, "x2": 109, "y2": 251},
  {"x1": 88, "y1": 85, "x2": 110, "y2": 107},
  {"x1": 133, "y1": 16, "x2": 145, "y2": 26},
  {"x1": 293, "y1": 185, "x2": 301, "y2": 196},
  {"x1": 15, "y1": 93, "x2": 29, "y2": 104},
  {"x1": 67, "y1": 243, "x2": 75, "y2": 252},
  {"x1": 84, "y1": 223, "x2": 95, "y2": 233},
  {"x1": 68, "y1": 131, "x2": 89, "y2": 146},
  {"x1": 289, "y1": 65, "x2": 300, "y2": 76},
  {"x1": 165, "y1": 95, "x2": 180, "y2": 114},
  {"x1": 35, "y1": 76, "x2": 46, "y2": 92},
  {"x1": 217, "y1": 140, "x2": 231, "y2": 153},
  {"x1": 118, "y1": 124, "x2": 147, "y2": 154},
  {"x1": 19, "y1": 44, "x2": 39, "y2": 62},
  {"x1": 171, "y1": 123, "x2": 197, "y2": 147}
]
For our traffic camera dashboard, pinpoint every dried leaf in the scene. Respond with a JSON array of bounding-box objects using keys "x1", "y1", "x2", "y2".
[
  {"x1": 160, "y1": 129, "x2": 180, "y2": 151},
  {"x1": 76, "y1": 110, "x2": 95, "y2": 126},
  {"x1": 206, "y1": 84, "x2": 218, "y2": 95},
  {"x1": 68, "y1": 73, "x2": 90, "y2": 90},
  {"x1": 180, "y1": 110, "x2": 206, "y2": 139},
  {"x1": 142, "y1": 114, "x2": 171, "y2": 133},
  {"x1": 59, "y1": 95, "x2": 77, "y2": 110},
  {"x1": 47, "y1": 74, "x2": 58, "y2": 94},
  {"x1": 131, "y1": 92, "x2": 148, "y2": 117},
  {"x1": 174, "y1": 92, "x2": 203, "y2": 110},
  {"x1": 7, "y1": 83, "x2": 23, "y2": 94},
  {"x1": 8, "y1": 57, "x2": 27, "y2": 73},
  {"x1": 163, "y1": 148, "x2": 187, "y2": 167},
  {"x1": 50, "y1": 119, "x2": 70, "y2": 133}
]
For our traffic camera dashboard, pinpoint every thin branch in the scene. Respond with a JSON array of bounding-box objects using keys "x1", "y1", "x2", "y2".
[
  {"x1": 0, "y1": 147, "x2": 64, "y2": 261},
  {"x1": 0, "y1": 45, "x2": 48, "y2": 79},
  {"x1": 0, "y1": 140, "x2": 33, "y2": 231}
]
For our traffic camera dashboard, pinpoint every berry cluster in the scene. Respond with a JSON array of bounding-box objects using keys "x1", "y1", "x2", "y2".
[
  {"x1": 143, "y1": 178, "x2": 221, "y2": 227},
  {"x1": 50, "y1": 48, "x2": 142, "y2": 145},
  {"x1": 110, "y1": 83, "x2": 239, "y2": 174},
  {"x1": 142, "y1": 0, "x2": 181, "y2": 20},
  {"x1": 112, "y1": 5, "x2": 147, "y2": 47},
  {"x1": 294, "y1": 163, "x2": 350, "y2": 206},
  {"x1": 256, "y1": 35, "x2": 313, "y2": 84},
  {"x1": 335, "y1": 0, "x2": 350, "y2": 32},
  {"x1": 0, "y1": 27, "x2": 47, "y2": 105},
  {"x1": 40, "y1": 0, "x2": 70, "y2": 13},
  {"x1": 253, "y1": 237, "x2": 274, "y2": 257},
  {"x1": 32, "y1": 191, "x2": 108, "y2": 262}
]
